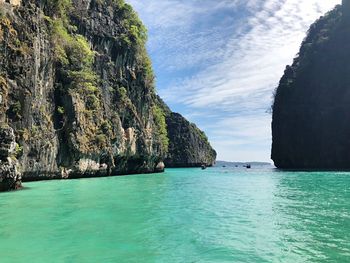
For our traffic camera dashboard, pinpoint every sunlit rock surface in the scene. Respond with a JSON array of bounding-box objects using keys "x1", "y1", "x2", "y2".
[{"x1": 0, "y1": 0, "x2": 215, "y2": 190}]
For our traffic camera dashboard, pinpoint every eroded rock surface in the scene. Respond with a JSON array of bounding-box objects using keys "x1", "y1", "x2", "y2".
[
  {"x1": 0, "y1": 0, "x2": 216, "y2": 190},
  {"x1": 0, "y1": 126, "x2": 21, "y2": 191},
  {"x1": 157, "y1": 98, "x2": 216, "y2": 168}
]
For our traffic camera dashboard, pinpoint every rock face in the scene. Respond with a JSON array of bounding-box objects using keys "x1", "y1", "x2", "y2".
[
  {"x1": 272, "y1": 3, "x2": 350, "y2": 169},
  {"x1": 157, "y1": 98, "x2": 216, "y2": 167},
  {"x1": 0, "y1": 125, "x2": 21, "y2": 191},
  {"x1": 0, "y1": 0, "x2": 20, "y2": 6},
  {"x1": 165, "y1": 113, "x2": 217, "y2": 167},
  {"x1": 0, "y1": 0, "x2": 216, "y2": 190}
]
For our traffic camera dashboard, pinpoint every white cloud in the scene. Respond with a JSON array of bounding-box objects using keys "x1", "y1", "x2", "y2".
[
  {"x1": 161, "y1": 0, "x2": 340, "y2": 107},
  {"x1": 127, "y1": 0, "x2": 341, "y2": 162}
]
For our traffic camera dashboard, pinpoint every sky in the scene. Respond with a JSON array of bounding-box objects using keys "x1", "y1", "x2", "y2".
[{"x1": 126, "y1": 0, "x2": 341, "y2": 162}]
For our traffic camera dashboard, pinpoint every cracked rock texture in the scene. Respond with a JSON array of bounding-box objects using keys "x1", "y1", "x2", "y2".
[
  {"x1": 0, "y1": 125, "x2": 21, "y2": 191},
  {"x1": 0, "y1": 0, "x2": 216, "y2": 190}
]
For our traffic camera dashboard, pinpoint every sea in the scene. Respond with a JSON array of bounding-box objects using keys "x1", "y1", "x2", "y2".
[{"x1": 0, "y1": 166, "x2": 349, "y2": 262}]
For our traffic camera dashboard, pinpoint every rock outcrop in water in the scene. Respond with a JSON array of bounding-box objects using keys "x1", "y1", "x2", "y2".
[
  {"x1": 0, "y1": 0, "x2": 216, "y2": 190},
  {"x1": 158, "y1": 98, "x2": 216, "y2": 167},
  {"x1": 272, "y1": 2, "x2": 350, "y2": 169}
]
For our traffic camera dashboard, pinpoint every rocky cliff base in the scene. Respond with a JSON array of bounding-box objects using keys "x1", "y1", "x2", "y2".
[{"x1": 0, "y1": 126, "x2": 21, "y2": 191}]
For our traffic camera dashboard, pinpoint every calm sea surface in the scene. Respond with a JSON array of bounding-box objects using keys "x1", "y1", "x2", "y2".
[{"x1": 0, "y1": 167, "x2": 349, "y2": 263}]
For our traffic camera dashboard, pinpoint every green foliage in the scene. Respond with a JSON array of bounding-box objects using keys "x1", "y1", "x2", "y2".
[
  {"x1": 51, "y1": 20, "x2": 94, "y2": 70},
  {"x1": 43, "y1": 0, "x2": 72, "y2": 23},
  {"x1": 120, "y1": 34, "x2": 132, "y2": 47},
  {"x1": 152, "y1": 105, "x2": 169, "y2": 153},
  {"x1": 142, "y1": 53, "x2": 154, "y2": 86},
  {"x1": 86, "y1": 94, "x2": 100, "y2": 110},
  {"x1": 68, "y1": 70, "x2": 98, "y2": 90},
  {"x1": 48, "y1": 6, "x2": 101, "y2": 114},
  {"x1": 51, "y1": 20, "x2": 72, "y2": 65},
  {"x1": 57, "y1": 106, "x2": 65, "y2": 115},
  {"x1": 117, "y1": 86, "x2": 128, "y2": 101},
  {"x1": 61, "y1": 36, "x2": 98, "y2": 96},
  {"x1": 43, "y1": 0, "x2": 160, "y2": 155},
  {"x1": 14, "y1": 144, "x2": 23, "y2": 159},
  {"x1": 96, "y1": 134, "x2": 107, "y2": 147},
  {"x1": 10, "y1": 143, "x2": 23, "y2": 160},
  {"x1": 122, "y1": 4, "x2": 147, "y2": 44},
  {"x1": 112, "y1": 0, "x2": 126, "y2": 7},
  {"x1": 67, "y1": 35, "x2": 95, "y2": 69},
  {"x1": 114, "y1": 1, "x2": 155, "y2": 89}
]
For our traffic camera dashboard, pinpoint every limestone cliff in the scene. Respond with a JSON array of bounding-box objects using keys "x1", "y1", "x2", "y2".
[
  {"x1": 158, "y1": 97, "x2": 216, "y2": 168},
  {"x1": 0, "y1": 0, "x2": 216, "y2": 191},
  {"x1": 165, "y1": 113, "x2": 217, "y2": 167},
  {"x1": 272, "y1": 3, "x2": 350, "y2": 169},
  {"x1": 0, "y1": 125, "x2": 21, "y2": 191}
]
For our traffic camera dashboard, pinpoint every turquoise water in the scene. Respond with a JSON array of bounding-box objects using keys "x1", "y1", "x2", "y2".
[{"x1": 0, "y1": 167, "x2": 349, "y2": 263}]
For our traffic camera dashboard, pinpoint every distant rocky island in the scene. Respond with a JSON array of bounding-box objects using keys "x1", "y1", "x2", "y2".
[
  {"x1": 0, "y1": 0, "x2": 216, "y2": 191},
  {"x1": 272, "y1": 1, "x2": 350, "y2": 169}
]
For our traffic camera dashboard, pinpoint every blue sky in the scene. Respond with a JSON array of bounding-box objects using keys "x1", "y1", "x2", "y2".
[{"x1": 126, "y1": 0, "x2": 340, "y2": 162}]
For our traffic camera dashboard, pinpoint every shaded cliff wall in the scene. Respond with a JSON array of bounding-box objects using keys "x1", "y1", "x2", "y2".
[
  {"x1": 165, "y1": 113, "x2": 217, "y2": 167},
  {"x1": 272, "y1": 4, "x2": 350, "y2": 169},
  {"x1": 157, "y1": 97, "x2": 217, "y2": 167},
  {"x1": 343, "y1": 0, "x2": 350, "y2": 13}
]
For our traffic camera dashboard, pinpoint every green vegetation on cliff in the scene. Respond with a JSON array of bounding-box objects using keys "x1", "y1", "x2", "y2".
[
  {"x1": 0, "y1": 0, "x2": 216, "y2": 192},
  {"x1": 152, "y1": 105, "x2": 169, "y2": 154}
]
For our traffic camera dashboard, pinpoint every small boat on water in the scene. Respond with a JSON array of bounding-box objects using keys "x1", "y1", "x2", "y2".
[
  {"x1": 201, "y1": 164, "x2": 207, "y2": 170},
  {"x1": 246, "y1": 164, "x2": 251, "y2": 169}
]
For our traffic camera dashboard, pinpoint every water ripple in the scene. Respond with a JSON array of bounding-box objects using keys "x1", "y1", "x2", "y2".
[{"x1": 0, "y1": 168, "x2": 349, "y2": 262}]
